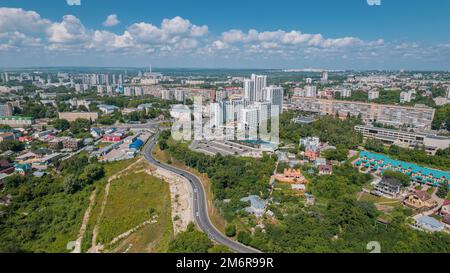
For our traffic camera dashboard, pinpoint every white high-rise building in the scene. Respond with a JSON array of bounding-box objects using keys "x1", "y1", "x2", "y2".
[
  {"x1": 135, "y1": 87, "x2": 144, "y2": 97},
  {"x1": 106, "y1": 85, "x2": 114, "y2": 95},
  {"x1": 446, "y1": 85, "x2": 450, "y2": 99},
  {"x1": 264, "y1": 86, "x2": 284, "y2": 114},
  {"x1": 400, "y1": 90, "x2": 416, "y2": 103},
  {"x1": 75, "y1": 84, "x2": 82, "y2": 93},
  {"x1": 223, "y1": 98, "x2": 244, "y2": 123},
  {"x1": 240, "y1": 107, "x2": 259, "y2": 132},
  {"x1": 321, "y1": 71, "x2": 329, "y2": 84},
  {"x1": 97, "y1": 85, "x2": 104, "y2": 95},
  {"x1": 124, "y1": 87, "x2": 134, "y2": 96},
  {"x1": 368, "y1": 90, "x2": 380, "y2": 101},
  {"x1": 210, "y1": 103, "x2": 223, "y2": 128},
  {"x1": 161, "y1": 89, "x2": 174, "y2": 100},
  {"x1": 304, "y1": 85, "x2": 317, "y2": 98},
  {"x1": 251, "y1": 74, "x2": 267, "y2": 101},
  {"x1": 244, "y1": 79, "x2": 256, "y2": 102},
  {"x1": 244, "y1": 74, "x2": 267, "y2": 102},
  {"x1": 175, "y1": 89, "x2": 186, "y2": 102},
  {"x1": 255, "y1": 101, "x2": 271, "y2": 125}
]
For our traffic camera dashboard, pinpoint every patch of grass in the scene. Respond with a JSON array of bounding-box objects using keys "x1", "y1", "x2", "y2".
[
  {"x1": 80, "y1": 158, "x2": 140, "y2": 252},
  {"x1": 97, "y1": 163, "x2": 173, "y2": 249},
  {"x1": 358, "y1": 192, "x2": 401, "y2": 205}
]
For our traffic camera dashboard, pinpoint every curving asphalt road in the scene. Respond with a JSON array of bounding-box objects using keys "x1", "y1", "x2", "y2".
[{"x1": 143, "y1": 135, "x2": 262, "y2": 254}]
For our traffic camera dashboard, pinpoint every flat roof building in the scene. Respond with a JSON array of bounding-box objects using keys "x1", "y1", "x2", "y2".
[{"x1": 292, "y1": 97, "x2": 435, "y2": 131}]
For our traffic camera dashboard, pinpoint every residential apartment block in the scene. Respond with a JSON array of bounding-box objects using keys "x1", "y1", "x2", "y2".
[{"x1": 291, "y1": 97, "x2": 435, "y2": 130}]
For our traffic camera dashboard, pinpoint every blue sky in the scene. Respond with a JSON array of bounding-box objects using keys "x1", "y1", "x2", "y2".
[{"x1": 0, "y1": 0, "x2": 449, "y2": 69}]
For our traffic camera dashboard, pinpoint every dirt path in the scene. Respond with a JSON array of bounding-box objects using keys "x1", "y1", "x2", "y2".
[
  {"x1": 71, "y1": 190, "x2": 97, "y2": 253},
  {"x1": 107, "y1": 216, "x2": 158, "y2": 249},
  {"x1": 146, "y1": 166, "x2": 194, "y2": 235},
  {"x1": 88, "y1": 159, "x2": 144, "y2": 253}
]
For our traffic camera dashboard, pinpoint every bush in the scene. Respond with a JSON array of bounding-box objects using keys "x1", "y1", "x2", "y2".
[
  {"x1": 237, "y1": 231, "x2": 252, "y2": 245},
  {"x1": 225, "y1": 224, "x2": 236, "y2": 237}
]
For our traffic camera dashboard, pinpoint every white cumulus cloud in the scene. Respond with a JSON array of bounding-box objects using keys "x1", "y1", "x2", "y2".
[{"x1": 103, "y1": 14, "x2": 120, "y2": 27}]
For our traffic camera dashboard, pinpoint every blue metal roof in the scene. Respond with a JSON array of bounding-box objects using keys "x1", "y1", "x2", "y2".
[{"x1": 359, "y1": 151, "x2": 450, "y2": 180}]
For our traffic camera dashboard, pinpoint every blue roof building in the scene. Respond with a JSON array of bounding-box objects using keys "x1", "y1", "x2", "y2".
[
  {"x1": 129, "y1": 139, "x2": 144, "y2": 150},
  {"x1": 356, "y1": 151, "x2": 450, "y2": 188},
  {"x1": 415, "y1": 216, "x2": 445, "y2": 233}
]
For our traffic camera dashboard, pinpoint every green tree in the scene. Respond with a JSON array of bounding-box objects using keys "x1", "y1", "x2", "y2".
[
  {"x1": 0, "y1": 140, "x2": 25, "y2": 152},
  {"x1": 52, "y1": 119, "x2": 70, "y2": 131},
  {"x1": 383, "y1": 170, "x2": 411, "y2": 187},
  {"x1": 237, "y1": 231, "x2": 252, "y2": 245},
  {"x1": 63, "y1": 175, "x2": 82, "y2": 194},
  {"x1": 168, "y1": 223, "x2": 213, "y2": 253},
  {"x1": 225, "y1": 224, "x2": 236, "y2": 237}
]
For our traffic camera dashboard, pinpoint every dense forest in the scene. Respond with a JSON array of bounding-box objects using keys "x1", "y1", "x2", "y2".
[
  {"x1": 280, "y1": 112, "x2": 363, "y2": 149},
  {"x1": 0, "y1": 154, "x2": 104, "y2": 253}
]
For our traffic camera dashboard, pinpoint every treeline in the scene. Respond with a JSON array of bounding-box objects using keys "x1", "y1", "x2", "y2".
[
  {"x1": 159, "y1": 133, "x2": 276, "y2": 221},
  {"x1": 281, "y1": 112, "x2": 363, "y2": 149},
  {"x1": 165, "y1": 140, "x2": 276, "y2": 201}
]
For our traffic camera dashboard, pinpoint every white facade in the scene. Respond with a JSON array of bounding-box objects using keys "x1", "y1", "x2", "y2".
[
  {"x1": 244, "y1": 79, "x2": 256, "y2": 102},
  {"x1": 264, "y1": 86, "x2": 284, "y2": 114},
  {"x1": 241, "y1": 107, "x2": 259, "y2": 132},
  {"x1": 210, "y1": 102, "x2": 223, "y2": 128},
  {"x1": 368, "y1": 90, "x2": 380, "y2": 100},
  {"x1": 161, "y1": 89, "x2": 174, "y2": 100},
  {"x1": 175, "y1": 89, "x2": 186, "y2": 102},
  {"x1": 400, "y1": 90, "x2": 416, "y2": 103}
]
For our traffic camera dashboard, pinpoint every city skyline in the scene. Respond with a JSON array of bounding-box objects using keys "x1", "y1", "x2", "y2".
[{"x1": 0, "y1": 0, "x2": 450, "y2": 69}]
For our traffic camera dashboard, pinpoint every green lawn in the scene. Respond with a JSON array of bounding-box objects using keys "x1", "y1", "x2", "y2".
[{"x1": 97, "y1": 163, "x2": 173, "y2": 250}]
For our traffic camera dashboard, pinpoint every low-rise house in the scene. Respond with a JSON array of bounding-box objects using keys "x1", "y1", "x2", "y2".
[
  {"x1": 61, "y1": 137, "x2": 83, "y2": 151},
  {"x1": 48, "y1": 138, "x2": 63, "y2": 150},
  {"x1": 318, "y1": 165, "x2": 333, "y2": 175},
  {"x1": 14, "y1": 163, "x2": 32, "y2": 176},
  {"x1": 414, "y1": 216, "x2": 445, "y2": 233},
  {"x1": 0, "y1": 173, "x2": 9, "y2": 187},
  {"x1": 240, "y1": 195, "x2": 268, "y2": 218},
  {"x1": 314, "y1": 157, "x2": 327, "y2": 167},
  {"x1": 443, "y1": 215, "x2": 450, "y2": 227},
  {"x1": 305, "y1": 193, "x2": 316, "y2": 206},
  {"x1": 129, "y1": 139, "x2": 144, "y2": 150},
  {"x1": 33, "y1": 171, "x2": 46, "y2": 178},
  {"x1": 0, "y1": 132, "x2": 15, "y2": 142},
  {"x1": 0, "y1": 160, "x2": 14, "y2": 174},
  {"x1": 440, "y1": 200, "x2": 450, "y2": 216},
  {"x1": 274, "y1": 168, "x2": 308, "y2": 184},
  {"x1": 291, "y1": 184, "x2": 306, "y2": 192},
  {"x1": 304, "y1": 148, "x2": 320, "y2": 161},
  {"x1": 404, "y1": 191, "x2": 438, "y2": 211},
  {"x1": 90, "y1": 128, "x2": 103, "y2": 139},
  {"x1": 103, "y1": 132, "x2": 125, "y2": 143},
  {"x1": 97, "y1": 104, "x2": 119, "y2": 114},
  {"x1": 373, "y1": 177, "x2": 403, "y2": 198},
  {"x1": 32, "y1": 153, "x2": 63, "y2": 170},
  {"x1": 0, "y1": 194, "x2": 12, "y2": 206}
]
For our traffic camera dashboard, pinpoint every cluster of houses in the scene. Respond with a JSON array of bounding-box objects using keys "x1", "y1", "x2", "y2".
[
  {"x1": 413, "y1": 201, "x2": 450, "y2": 233},
  {"x1": 300, "y1": 137, "x2": 335, "y2": 175},
  {"x1": 357, "y1": 151, "x2": 450, "y2": 233},
  {"x1": 355, "y1": 151, "x2": 450, "y2": 188},
  {"x1": 90, "y1": 127, "x2": 148, "y2": 162}
]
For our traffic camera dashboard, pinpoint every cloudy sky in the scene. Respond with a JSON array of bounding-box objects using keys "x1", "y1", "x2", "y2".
[{"x1": 0, "y1": 0, "x2": 449, "y2": 70}]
